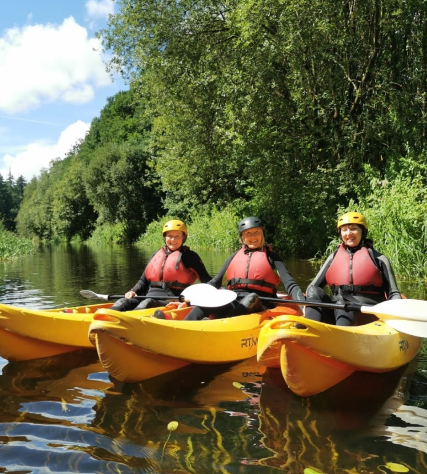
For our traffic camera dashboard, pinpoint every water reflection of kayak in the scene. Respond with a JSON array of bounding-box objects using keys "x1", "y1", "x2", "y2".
[
  {"x1": 0, "y1": 349, "x2": 107, "y2": 397},
  {"x1": 256, "y1": 361, "x2": 418, "y2": 472}
]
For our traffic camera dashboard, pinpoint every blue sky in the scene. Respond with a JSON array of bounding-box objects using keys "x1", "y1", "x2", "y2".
[{"x1": 0, "y1": 0, "x2": 126, "y2": 181}]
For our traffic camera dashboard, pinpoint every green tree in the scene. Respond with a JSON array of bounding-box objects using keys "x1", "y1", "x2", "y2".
[
  {"x1": 16, "y1": 172, "x2": 55, "y2": 240},
  {"x1": 51, "y1": 158, "x2": 97, "y2": 241},
  {"x1": 99, "y1": 0, "x2": 427, "y2": 254},
  {"x1": 84, "y1": 142, "x2": 162, "y2": 242}
]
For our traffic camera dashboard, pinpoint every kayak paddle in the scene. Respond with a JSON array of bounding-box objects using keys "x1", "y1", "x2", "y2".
[
  {"x1": 80, "y1": 290, "x2": 179, "y2": 302},
  {"x1": 258, "y1": 296, "x2": 427, "y2": 337},
  {"x1": 80, "y1": 284, "x2": 237, "y2": 308}
]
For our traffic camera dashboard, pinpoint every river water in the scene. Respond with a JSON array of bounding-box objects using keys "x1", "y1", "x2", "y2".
[{"x1": 0, "y1": 243, "x2": 426, "y2": 474}]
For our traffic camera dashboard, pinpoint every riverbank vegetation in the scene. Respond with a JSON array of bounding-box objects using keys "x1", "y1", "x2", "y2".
[
  {"x1": 3, "y1": 0, "x2": 427, "y2": 278},
  {"x1": 0, "y1": 223, "x2": 35, "y2": 260}
]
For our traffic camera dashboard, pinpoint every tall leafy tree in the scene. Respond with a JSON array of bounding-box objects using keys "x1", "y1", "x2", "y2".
[
  {"x1": 99, "y1": 0, "x2": 427, "y2": 254},
  {"x1": 84, "y1": 142, "x2": 161, "y2": 241}
]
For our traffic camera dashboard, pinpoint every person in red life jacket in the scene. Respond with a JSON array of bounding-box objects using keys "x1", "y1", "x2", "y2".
[
  {"x1": 303, "y1": 211, "x2": 401, "y2": 327},
  {"x1": 109, "y1": 219, "x2": 211, "y2": 312},
  {"x1": 159, "y1": 216, "x2": 304, "y2": 321}
]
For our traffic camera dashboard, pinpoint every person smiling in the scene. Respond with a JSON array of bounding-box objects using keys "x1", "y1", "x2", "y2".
[
  {"x1": 173, "y1": 216, "x2": 305, "y2": 321},
  {"x1": 109, "y1": 219, "x2": 211, "y2": 312},
  {"x1": 303, "y1": 212, "x2": 401, "y2": 326}
]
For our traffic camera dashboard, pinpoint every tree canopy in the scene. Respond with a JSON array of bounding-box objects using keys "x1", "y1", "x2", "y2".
[
  {"x1": 10, "y1": 0, "x2": 427, "y2": 271},
  {"x1": 96, "y1": 0, "x2": 427, "y2": 254}
]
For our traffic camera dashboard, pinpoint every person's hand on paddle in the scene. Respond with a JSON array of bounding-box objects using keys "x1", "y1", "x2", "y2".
[{"x1": 125, "y1": 290, "x2": 136, "y2": 299}]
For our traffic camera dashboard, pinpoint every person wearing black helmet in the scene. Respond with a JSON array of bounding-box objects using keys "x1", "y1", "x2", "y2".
[
  {"x1": 109, "y1": 219, "x2": 211, "y2": 312},
  {"x1": 302, "y1": 212, "x2": 401, "y2": 327},
  {"x1": 175, "y1": 216, "x2": 305, "y2": 321}
]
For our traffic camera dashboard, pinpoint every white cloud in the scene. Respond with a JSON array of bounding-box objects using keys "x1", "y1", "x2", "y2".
[
  {"x1": 85, "y1": 0, "x2": 114, "y2": 19},
  {"x1": 0, "y1": 17, "x2": 112, "y2": 114},
  {"x1": 0, "y1": 120, "x2": 90, "y2": 181}
]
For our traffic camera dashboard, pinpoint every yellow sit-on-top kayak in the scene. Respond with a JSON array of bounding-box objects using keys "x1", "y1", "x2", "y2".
[
  {"x1": 257, "y1": 313, "x2": 422, "y2": 397},
  {"x1": 88, "y1": 304, "x2": 303, "y2": 383},
  {"x1": 0, "y1": 303, "x2": 115, "y2": 361}
]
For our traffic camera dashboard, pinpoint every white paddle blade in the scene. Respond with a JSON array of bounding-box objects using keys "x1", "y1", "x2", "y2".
[
  {"x1": 181, "y1": 284, "x2": 237, "y2": 307},
  {"x1": 384, "y1": 319, "x2": 427, "y2": 338},
  {"x1": 361, "y1": 299, "x2": 427, "y2": 322},
  {"x1": 181, "y1": 283, "x2": 217, "y2": 301},
  {"x1": 189, "y1": 288, "x2": 237, "y2": 307},
  {"x1": 80, "y1": 290, "x2": 108, "y2": 301}
]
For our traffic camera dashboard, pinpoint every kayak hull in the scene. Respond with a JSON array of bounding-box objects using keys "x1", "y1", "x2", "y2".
[
  {"x1": 257, "y1": 314, "x2": 422, "y2": 397},
  {"x1": 0, "y1": 303, "x2": 112, "y2": 361},
  {"x1": 89, "y1": 304, "x2": 303, "y2": 383}
]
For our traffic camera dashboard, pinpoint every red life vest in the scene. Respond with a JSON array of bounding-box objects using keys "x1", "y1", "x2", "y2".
[
  {"x1": 226, "y1": 246, "x2": 280, "y2": 294},
  {"x1": 325, "y1": 244, "x2": 384, "y2": 295},
  {"x1": 144, "y1": 247, "x2": 198, "y2": 290}
]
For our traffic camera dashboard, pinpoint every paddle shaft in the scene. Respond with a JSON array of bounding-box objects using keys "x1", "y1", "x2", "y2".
[
  {"x1": 259, "y1": 296, "x2": 363, "y2": 313},
  {"x1": 107, "y1": 294, "x2": 184, "y2": 302}
]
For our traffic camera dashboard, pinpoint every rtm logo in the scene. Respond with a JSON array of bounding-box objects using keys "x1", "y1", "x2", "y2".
[
  {"x1": 241, "y1": 335, "x2": 258, "y2": 350},
  {"x1": 399, "y1": 338, "x2": 410, "y2": 354}
]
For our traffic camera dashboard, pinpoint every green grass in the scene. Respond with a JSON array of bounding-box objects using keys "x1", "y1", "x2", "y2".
[
  {"x1": 138, "y1": 206, "x2": 242, "y2": 250},
  {"x1": 0, "y1": 223, "x2": 36, "y2": 260},
  {"x1": 87, "y1": 223, "x2": 126, "y2": 244}
]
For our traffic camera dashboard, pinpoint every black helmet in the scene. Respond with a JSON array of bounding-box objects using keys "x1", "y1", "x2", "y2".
[{"x1": 238, "y1": 216, "x2": 264, "y2": 235}]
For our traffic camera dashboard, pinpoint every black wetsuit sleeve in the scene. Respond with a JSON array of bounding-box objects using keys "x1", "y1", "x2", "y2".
[
  {"x1": 305, "y1": 254, "x2": 334, "y2": 293},
  {"x1": 181, "y1": 250, "x2": 212, "y2": 283},
  {"x1": 270, "y1": 251, "x2": 305, "y2": 301},
  {"x1": 130, "y1": 251, "x2": 157, "y2": 295},
  {"x1": 373, "y1": 250, "x2": 402, "y2": 299},
  {"x1": 207, "y1": 253, "x2": 237, "y2": 289}
]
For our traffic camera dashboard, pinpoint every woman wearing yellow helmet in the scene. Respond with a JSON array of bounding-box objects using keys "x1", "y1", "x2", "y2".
[
  {"x1": 109, "y1": 219, "x2": 211, "y2": 312},
  {"x1": 302, "y1": 212, "x2": 401, "y2": 327}
]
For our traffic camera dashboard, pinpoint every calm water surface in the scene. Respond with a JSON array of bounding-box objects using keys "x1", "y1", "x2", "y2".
[{"x1": 0, "y1": 243, "x2": 426, "y2": 474}]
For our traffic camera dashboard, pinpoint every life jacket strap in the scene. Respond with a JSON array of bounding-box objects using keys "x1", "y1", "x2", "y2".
[
  {"x1": 149, "y1": 281, "x2": 188, "y2": 290},
  {"x1": 227, "y1": 278, "x2": 277, "y2": 291},
  {"x1": 330, "y1": 283, "x2": 383, "y2": 295}
]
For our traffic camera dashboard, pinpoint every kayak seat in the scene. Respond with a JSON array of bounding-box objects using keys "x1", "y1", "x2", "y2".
[{"x1": 354, "y1": 311, "x2": 378, "y2": 326}]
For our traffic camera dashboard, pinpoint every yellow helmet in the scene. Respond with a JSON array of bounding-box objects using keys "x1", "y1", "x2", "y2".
[
  {"x1": 162, "y1": 219, "x2": 188, "y2": 236},
  {"x1": 337, "y1": 212, "x2": 368, "y2": 230}
]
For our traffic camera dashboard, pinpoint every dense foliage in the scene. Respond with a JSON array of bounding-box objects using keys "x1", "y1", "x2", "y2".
[
  {"x1": 0, "y1": 173, "x2": 26, "y2": 232},
  {"x1": 16, "y1": 90, "x2": 163, "y2": 243},
  {"x1": 0, "y1": 222, "x2": 35, "y2": 260},
  {"x1": 6, "y1": 0, "x2": 427, "y2": 277},
  {"x1": 98, "y1": 0, "x2": 427, "y2": 256}
]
